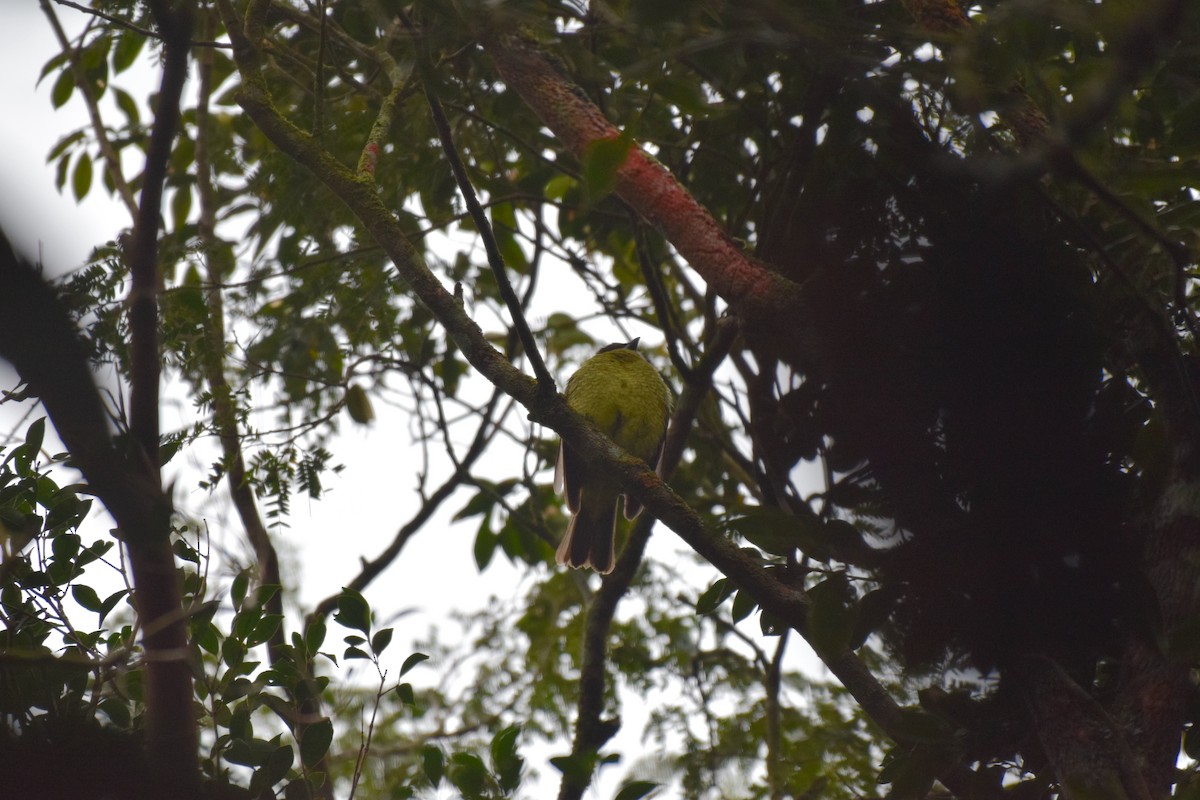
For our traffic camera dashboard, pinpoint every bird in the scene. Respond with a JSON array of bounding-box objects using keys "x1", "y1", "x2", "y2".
[{"x1": 555, "y1": 338, "x2": 672, "y2": 574}]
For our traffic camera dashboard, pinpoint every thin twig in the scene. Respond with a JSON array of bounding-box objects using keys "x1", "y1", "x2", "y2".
[{"x1": 40, "y1": 0, "x2": 139, "y2": 220}]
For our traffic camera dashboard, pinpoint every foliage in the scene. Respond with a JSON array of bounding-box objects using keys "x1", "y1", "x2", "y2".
[{"x1": 3, "y1": 0, "x2": 1200, "y2": 799}]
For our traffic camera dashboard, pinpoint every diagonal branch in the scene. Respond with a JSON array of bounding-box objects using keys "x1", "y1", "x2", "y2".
[
  {"x1": 40, "y1": 0, "x2": 139, "y2": 220},
  {"x1": 481, "y1": 35, "x2": 809, "y2": 339}
]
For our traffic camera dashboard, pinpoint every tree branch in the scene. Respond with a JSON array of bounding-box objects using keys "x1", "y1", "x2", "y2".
[
  {"x1": 481, "y1": 35, "x2": 810, "y2": 341},
  {"x1": 40, "y1": 0, "x2": 139, "y2": 220}
]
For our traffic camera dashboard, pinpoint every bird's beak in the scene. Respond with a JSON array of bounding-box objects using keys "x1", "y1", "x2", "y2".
[{"x1": 625, "y1": 338, "x2": 641, "y2": 351}]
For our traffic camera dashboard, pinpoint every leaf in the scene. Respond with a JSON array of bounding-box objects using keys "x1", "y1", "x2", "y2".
[
  {"x1": 300, "y1": 718, "x2": 333, "y2": 767},
  {"x1": 877, "y1": 743, "x2": 958, "y2": 800},
  {"x1": 695, "y1": 578, "x2": 733, "y2": 615},
  {"x1": 226, "y1": 736, "x2": 274, "y2": 767},
  {"x1": 490, "y1": 725, "x2": 523, "y2": 792},
  {"x1": 400, "y1": 651, "x2": 428, "y2": 677},
  {"x1": 492, "y1": 203, "x2": 530, "y2": 273},
  {"x1": 51, "y1": 68, "x2": 75, "y2": 109},
  {"x1": 247, "y1": 615, "x2": 283, "y2": 647},
  {"x1": 25, "y1": 417, "x2": 45, "y2": 454},
  {"x1": 447, "y1": 752, "x2": 488, "y2": 797},
  {"x1": 304, "y1": 619, "x2": 327, "y2": 652},
  {"x1": 53, "y1": 532, "x2": 81, "y2": 562},
  {"x1": 112, "y1": 32, "x2": 145, "y2": 74},
  {"x1": 72, "y1": 584, "x2": 103, "y2": 612},
  {"x1": 421, "y1": 744, "x2": 444, "y2": 787},
  {"x1": 171, "y1": 185, "x2": 191, "y2": 230},
  {"x1": 806, "y1": 572, "x2": 857, "y2": 656},
  {"x1": 334, "y1": 588, "x2": 371, "y2": 634},
  {"x1": 848, "y1": 587, "x2": 898, "y2": 651},
  {"x1": 113, "y1": 87, "x2": 140, "y2": 125},
  {"x1": 99, "y1": 589, "x2": 127, "y2": 625},
  {"x1": 544, "y1": 174, "x2": 577, "y2": 201},
  {"x1": 370, "y1": 627, "x2": 393, "y2": 655},
  {"x1": 731, "y1": 588, "x2": 758, "y2": 624},
  {"x1": 72, "y1": 153, "x2": 93, "y2": 201},
  {"x1": 615, "y1": 781, "x2": 660, "y2": 800},
  {"x1": 582, "y1": 132, "x2": 633, "y2": 200},
  {"x1": 473, "y1": 521, "x2": 497, "y2": 570},
  {"x1": 728, "y1": 508, "x2": 815, "y2": 558},
  {"x1": 453, "y1": 487, "x2": 496, "y2": 521},
  {"x1": 262, "y1": 742, "x2": 294, "y2": 787},
  {"x1": 227, "y1": 571, "x2": 249, "y2": 613}
]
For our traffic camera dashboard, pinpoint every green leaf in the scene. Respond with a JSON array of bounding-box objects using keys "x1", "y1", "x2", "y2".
[
  {"x1": 695, "y1": 578, "x2": 733, "y2": 615},
  {"x1": 112, "y1": 32, "x2": 145, "y2": 74},
  {"x1": 728, "y1": 509, "x2": 812, "y2": 558},
  {"x1": 447, "y1": 752, "x2": 488, "y2": 797},
  {"x1": 334, "y1": 588, "x2": 371, "y2": 634},
  {"x1": 99, "y1": 589, "x2": 127, "y2": 625},
  {"x1": 731, "y1": 588, "x2": 758, "y2": 623},
  {"x1": 396, "y1": 682, "x2": 415, "y2": 706},
  {"x1": 490, "y1": 202, "x2": 529, "y2": 273},
  {"x1": 615, "y1": 781, "x2": 660, "y2": 800},
  {"x1": 300, "y1": 718, "x2": 333, "y2": 767},
  {"x1": 400, "y1": 651, "x2": 428, "y2": 677},
  {"x1": 231, "y1": 569, "x2": 250, "y2": 611},
  {"x1": 51, "y1": 68, "x2": 75, "y2": 108},
  {"x1": 262, "y1": 742, "x2": 294, "y2": 786},
  {"x1": 53, "y1": 532, "x2": 81, "y2": 562},
  {"x1": 72, "y1": 584, "x2": 103, "y2": 612},
  {"x1": 171, "y1": 185, "x2": 192, "y2": 230},
  {"x1": 490, "y1": 724, "x2": 521, "y2": 767},
  {"x1": 55, "y1": 152, "x2": 70, "y2": 192},
  {"x1": 453, "y1": 487, "x2": 496, "y2": 521},
  {"x1": 193, "y1": 620, "x2": 221, "y2": 655},
  {"x1": 72, "y1": 153, "x2": 93, "y2": 201},
  {"x1": 848, "y1": 587, "x2": 897, "y2": 651},
  {"x1": 25, "y1": 418, "x2": 45, "y2": 454},
  {"x1": 544, "y1": 174, "x2": 577, "y2": 201},
  {"x1": 490, "y1": 725, "x2": 523, "y2": 792},
  {"x1": 370, "y1": 627, "x2": 393, "y2": 655},
  {"x1": 421, "y1": 744, "x2": 444, "y2": 787},
  {"x1": 582, "y1": 132, "x2": 633, "y2": 201},
  {"x1": 304, "y1": 618, "x2": 327, "y2": 653},
  {"x1": 806, "y1": 572, "x2": 857, "y2": 656},
  {"x1": 226, "y1": 736, "x2": 274, "y2": 767},
  {"x1": 473, "y1": 521, "x2": 497, "y2": 571},
  {"x1": 113, "y1": 87, "x2": 140, "y2": 126},
  {"x1": 247, "y1": 614, "x2": 283, "y2": 647}
]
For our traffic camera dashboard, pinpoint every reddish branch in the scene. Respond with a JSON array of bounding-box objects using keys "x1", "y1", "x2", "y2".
[{"x1": 482, "y1": 36, "x2": 808, "y2": 340}]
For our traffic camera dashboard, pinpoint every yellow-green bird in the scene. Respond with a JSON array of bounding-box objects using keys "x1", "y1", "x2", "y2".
[{"x1": 555, "y1": 339, "x2": 672, "y2": 574}]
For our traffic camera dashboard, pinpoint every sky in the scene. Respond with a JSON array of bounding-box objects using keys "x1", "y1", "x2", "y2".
[{"x1": 0, "y1": 4, "x2": 823, "y2": 797}]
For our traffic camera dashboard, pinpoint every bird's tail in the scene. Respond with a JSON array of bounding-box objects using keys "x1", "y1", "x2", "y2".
[{"x1": 556, "y1": 488, "x2": 618, "y2": 574}]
